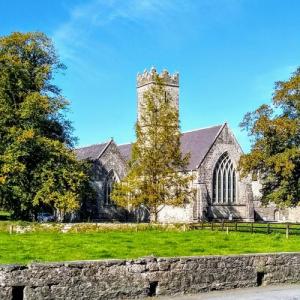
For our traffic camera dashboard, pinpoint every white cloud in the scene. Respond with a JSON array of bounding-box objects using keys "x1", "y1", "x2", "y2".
[
  {"x1": 52, "y1": 0, "x2": 242, "y2": 80},
  {"x1": 71, "y1": 0, "x2": 177, "y2": 24},
  {"x1": 53, "y1": 0, "x2": 179, "y2": 52},
  {"x1": 52, "y1": 0, "x2": 240, "y2": 56},
  {"x1": 52, "y1": 0, "x2": 184, "y2": 79}
]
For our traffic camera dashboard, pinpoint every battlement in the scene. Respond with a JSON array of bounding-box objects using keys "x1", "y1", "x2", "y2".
[{"x1": 137, "y1": 67, "x2": 179, "y2": 87}]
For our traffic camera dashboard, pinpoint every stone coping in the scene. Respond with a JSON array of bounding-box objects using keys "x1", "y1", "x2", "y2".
[{"x1": 1, "y1": 251, "x2": 300, "y2": 269}]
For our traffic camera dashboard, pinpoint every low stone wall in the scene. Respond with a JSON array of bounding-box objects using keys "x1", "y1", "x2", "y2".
[{"x1": 1, "y1": 253, "x2": 300, "y2": 299}]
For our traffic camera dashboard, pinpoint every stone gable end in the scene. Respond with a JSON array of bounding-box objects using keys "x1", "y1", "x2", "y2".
[{"x1": 196, "y1": 124, "x2": 253, "y2": 221}]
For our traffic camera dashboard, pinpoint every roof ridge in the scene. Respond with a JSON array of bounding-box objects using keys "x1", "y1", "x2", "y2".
[
  {"x1": 196, "y1": 123, "x2": 227, "y2": 168},
  {"x1": 76, "y1": 140, "x2": 110, "y2": 150},
  {"x1": 97, "y1": 139, "x2": 113, "y2": 159},
  {"x1": 182, "y1": 124, "x2": 223, "y2": 134},
  {"x1": 78, "y1": 125, "x2": 224, "y2": 150}
]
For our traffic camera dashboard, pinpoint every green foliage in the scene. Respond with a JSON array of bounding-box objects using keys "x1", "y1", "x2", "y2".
[
  {"x1": 0, "y1": 210, "x2": 10, "y2": 221},
  {"x1": 0, "y1": 32, "x2": 94, "y2": 220},
  {"x1": 239, "y1": 67, "x2": 300, "y2": 207},
  {"x1": 112, "y1": 76, "x2": 194, "y2": 221}
]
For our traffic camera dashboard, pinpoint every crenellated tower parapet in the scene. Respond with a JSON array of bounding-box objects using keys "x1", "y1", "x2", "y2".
[
  {"x1": 137, "y1": 67, "x2": 179, "y2": 88},
  {"x1": 136, "y1": 67, "x2": 179, "y2": 121}
]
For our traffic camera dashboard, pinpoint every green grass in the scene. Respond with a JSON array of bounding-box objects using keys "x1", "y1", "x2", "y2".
[{"x1": 0, "y1": 229, "x2": 300, "y2": 264}]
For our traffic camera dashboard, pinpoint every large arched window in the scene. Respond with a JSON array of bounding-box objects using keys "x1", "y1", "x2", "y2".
[
  {"x1": 105, "y1": 171, "x2": 117, "y2": 205},
  {"x1": 212, "y1": 153, "x2": 237, "y2": 204}
]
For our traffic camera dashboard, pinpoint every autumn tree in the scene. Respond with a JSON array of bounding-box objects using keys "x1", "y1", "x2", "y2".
[
  {"x1": 239, "y1": 67, "x2": 300, "y2": 207},
  {"x1": 0, "y1": 32, "x2": 93, "y2": 220},
  {"x1": 112, "y1": 76, "x2": 194, "y2": 222}
]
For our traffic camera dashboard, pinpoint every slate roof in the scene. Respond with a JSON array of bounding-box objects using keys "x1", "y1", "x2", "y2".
[
  {"x1": 75, "y1": 124, "x2": 224, "y2": 170},
  {"x1": 118, "y1": 143, "x2": 132, "y2": 161},
  {"x1": 75, "y1": 141, "x2": 109, "y2": 160},
  {"x1": 180, "y1": 124, "x2": 223, "y2": 169},
  {"x1": 117, "y1": 124, "x2": 224, "y2": 170}
]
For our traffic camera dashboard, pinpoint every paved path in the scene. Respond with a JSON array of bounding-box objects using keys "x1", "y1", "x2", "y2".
[{"x1": 157, "y1": 284, "x2": 300, "y2": 300}]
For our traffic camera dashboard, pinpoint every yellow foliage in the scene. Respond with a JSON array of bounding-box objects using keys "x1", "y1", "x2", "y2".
[
  {"x1": 0, "y1": 176, "x2": 6, "y2": 184},
  {"x1": 16, "y1": 129, "x2": 35, "y2": 142}
]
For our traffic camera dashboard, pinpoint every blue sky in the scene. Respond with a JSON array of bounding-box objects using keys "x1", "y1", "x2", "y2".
[{"x1": 1, "y1": 0, "x2": 300, "y2": 152}]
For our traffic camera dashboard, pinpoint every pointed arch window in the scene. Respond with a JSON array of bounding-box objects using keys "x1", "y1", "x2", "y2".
[
  {"x1": 212, "y1": 153, "x2": 237, "y2": 204},
  {"x1": 105, "y1": 171, "x2": 117, "y2": 205}
]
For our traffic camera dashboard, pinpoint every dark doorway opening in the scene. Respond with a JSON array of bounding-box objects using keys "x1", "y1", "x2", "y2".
[
  {"x1": 257, "y1": 272, "x2": 265, "y2": 286},
  {"x1": 12, "y1": 286, "x2": 24, "y2": 300},
  {"x1": 148, "y1": 281, "x2": 158, "y2": 297}
]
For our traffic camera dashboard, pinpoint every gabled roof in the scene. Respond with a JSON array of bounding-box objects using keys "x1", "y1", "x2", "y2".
[
  {"x1": 181, "y1": 124, "x2": 224, "y2": 169},
  {"x1": 75, "y1": 124, "x2": 224, "y2": 170},
  {"x1": 75, "y1": 141, "x2": 110, "y2": 160},
  {"x1": 117, "y1": 124, "x2": 224, "y2": 170},
  {"x1": 118, "y1": 143, "x2": 132, "y2": 161}
]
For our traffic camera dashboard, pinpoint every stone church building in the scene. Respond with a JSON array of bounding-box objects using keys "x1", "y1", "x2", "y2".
[{"x1": 76, "y1": 68, "x2": 299, "y2": 223}]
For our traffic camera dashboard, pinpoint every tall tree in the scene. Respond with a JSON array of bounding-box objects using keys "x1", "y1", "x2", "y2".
[
  {"x1": 0, "y1": 32, "x2": 93, "y2": 220},
  {"x1": 112, "y1": 76, "x2": 194, "y2": 222},
  {"x1": 239, "y1": 67, "x2": 300, "y2": 207}
]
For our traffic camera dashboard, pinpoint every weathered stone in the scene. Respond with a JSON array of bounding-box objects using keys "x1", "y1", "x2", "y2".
[
  {"x1": 0, "y1": 287, "x2": 11, "y2": 299},
  {"x1": 0, "y1": 253, "x2": 300, "y2": 299}
]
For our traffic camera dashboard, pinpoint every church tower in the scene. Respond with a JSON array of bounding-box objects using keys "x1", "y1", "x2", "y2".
[{"x1": 136, "y1": 67, "x2": 179, "y2": 121}]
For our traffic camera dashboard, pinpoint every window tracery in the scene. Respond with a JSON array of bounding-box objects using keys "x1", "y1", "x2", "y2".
[{"x1": 212, "y1": 153, "x2": 237, "y2": 204}]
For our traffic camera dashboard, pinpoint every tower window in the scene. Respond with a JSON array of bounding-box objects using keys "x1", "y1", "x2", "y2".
[{"x1": 212, "y1": 153, "x2": 237, "y2": 204}]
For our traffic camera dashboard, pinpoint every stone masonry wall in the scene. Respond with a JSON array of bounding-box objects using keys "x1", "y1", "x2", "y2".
[
  {"x1": 90, "y1": 141, "x2": 129, "y2": 221},
  {"x1": 1, "y1": 253, "x2": 300, "y2": 299},
  {"x1": 198, "y1": 124, "x2": 254, "y2": 221}
]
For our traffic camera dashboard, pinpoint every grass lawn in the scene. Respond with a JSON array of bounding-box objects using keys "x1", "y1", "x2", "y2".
[{"x1": 1, "y1": 229, "x2": 300, "y2": 264}]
